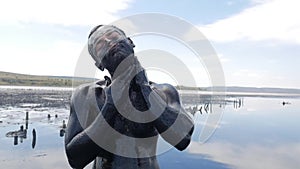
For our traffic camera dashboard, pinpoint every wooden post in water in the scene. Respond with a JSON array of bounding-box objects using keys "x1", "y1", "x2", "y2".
[
  {"x1": 62, "y1": 120, "x2": 66, "y2": 129},
  {"x1": 25, "y1": 111, "x2": 29, "y2": 121},
  {"x1": 25, "y1": 112, "x2": 29, "y2": 130},
  {"x1": 14, "y1": 136, "x2": 18, "y2": 145},
  {"x1": 32, "y1": 129, "x2": 36, "y2": 149}
]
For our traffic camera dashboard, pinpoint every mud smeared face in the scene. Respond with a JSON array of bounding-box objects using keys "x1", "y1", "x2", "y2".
[
  {"x1": 104, "y1": 39, "x2": 135, "y2": 73},
  {"x1": 88, "y1": 25, "x2": 134, "y2": 72}
]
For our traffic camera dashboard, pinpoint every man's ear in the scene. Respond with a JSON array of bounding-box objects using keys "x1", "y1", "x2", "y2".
[
  {"x1": 104, "y1": 76, "x2": 111, "y2": 86},
  {"x1": 99, "y1": 64, "x2": 104, "y2": 71},
  {"x1": 127, "y1": 37, "x2": 135, "y2": 48},
  {"x1": 95, "y1": 62, "x2": 104, "y2": 71}
]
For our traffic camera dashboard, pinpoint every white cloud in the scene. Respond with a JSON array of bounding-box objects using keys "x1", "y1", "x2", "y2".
[
  {"x1": 199, "y1": 0, "x2": 300, "y2": 44},
  {"x1": 0, "y1": 40, "x2": 83, "y2": 76},
  {"x1": 251, "y1": 0, "x2": 274, "y2": 4},
  {"x1": 0, "y1": 0, "x2": 134, "y2": 77},
  {"x1": 0, "y1": 0, "x2": 133, "y2": 26},
  {"x1": 218, "y1": 54, "x2": 230, "y2": 63},
  {"x1": 222, "y1": 68, "x2": 300, "y2": 88}
]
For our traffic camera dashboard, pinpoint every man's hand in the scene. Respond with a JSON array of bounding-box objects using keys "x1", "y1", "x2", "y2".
[{"x1": 106, "y1": 57, "x2": 143, "y2": 108}]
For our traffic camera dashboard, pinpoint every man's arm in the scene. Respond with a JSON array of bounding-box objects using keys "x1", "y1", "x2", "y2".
[
  {"x1": 65, "y1": 103, "x2": 103, "y2": 168},
  {"x1": 65, "y1": 63, "x2": 142, "y2": 168},
  {"x1": 148, "y1": 83, "x2": 194, "y2": 151},
  {"x1": 64, "y1": 85, "x2": 115, "y2": 168},
  {"x1": 133, "y1": 66, "x2": 194, "y2": 150}
]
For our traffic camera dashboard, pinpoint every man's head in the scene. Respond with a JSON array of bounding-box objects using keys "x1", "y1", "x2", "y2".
[{"x1": 88, "y1": 25, "x2": 135, "y2": 75}]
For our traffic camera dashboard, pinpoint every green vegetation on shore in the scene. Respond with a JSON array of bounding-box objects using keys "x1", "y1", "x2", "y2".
[
  {"x1": 1, "y1": 71, "x2": 300, "y2": 95},
  {"x1": 0, "y1": 71, "x2": 96, "y2": 87}
]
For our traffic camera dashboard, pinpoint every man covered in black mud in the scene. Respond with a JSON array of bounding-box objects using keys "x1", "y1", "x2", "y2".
[{"x1": 64, "y1": 25, "x2": 194, "y2": 169}]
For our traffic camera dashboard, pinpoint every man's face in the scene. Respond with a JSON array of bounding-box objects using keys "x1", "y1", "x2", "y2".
[
  {"x1": 94, "y1": 30, "x2": 127, "y2": 61},
  {"x1": 88, "y1": 25, "x2": 135, "y2": 72},
  {"x1": 95, "y1": 32, "x2": 124, "y2": 54}
]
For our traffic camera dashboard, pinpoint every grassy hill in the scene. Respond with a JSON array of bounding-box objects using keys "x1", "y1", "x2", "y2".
[
  {"x1": 1, "y1": 71, "x2": 299, "y2": 95},
  {"x1": 0, "y1": 71, "x2": 96, "y2": 87}
]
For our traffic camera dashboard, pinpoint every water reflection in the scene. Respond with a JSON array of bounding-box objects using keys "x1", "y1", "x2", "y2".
[
  {"x1": 188, "y1": 97, "x2": 300, "y2": 169},
  {"x1": 4, "y1": 111, "x2": 67, "y2": 147},
  {"x1": 1, "y1": 86, "x2": 300, "y2": 169},
  {"x1": 6, "y1": 125, "x2": 27, "y2": 145},
  {"x1": 185, "y1": 97, "x2": 244, "y2": 116},
  {"x1": 188, "y1": 141, "x2": 300, "y2": 169}
]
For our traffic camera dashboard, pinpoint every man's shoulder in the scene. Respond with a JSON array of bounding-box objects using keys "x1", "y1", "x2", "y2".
[
  {"x1": 150, "y1": 82, "x2": 180, "y2": 103},
  {"x1": 151, "y1": 82, "x2": 178, "y2": 94},
  {"x1": 71, "y1": 80, "x2": 106, "y2": 102}
]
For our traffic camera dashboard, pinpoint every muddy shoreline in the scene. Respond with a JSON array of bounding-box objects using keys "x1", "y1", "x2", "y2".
[{"x1": 0, "y1": 87, "x2": 72, "y2": 109}]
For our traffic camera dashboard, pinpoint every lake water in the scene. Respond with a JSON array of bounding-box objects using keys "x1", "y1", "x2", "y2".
[{"x1": 0, "y1": 87, "x2": 299, "y2": 169}]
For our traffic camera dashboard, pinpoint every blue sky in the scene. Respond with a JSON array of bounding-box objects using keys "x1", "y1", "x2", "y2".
[{"x1": 0, "y1": 0, "x2": 299, "y2": 88}]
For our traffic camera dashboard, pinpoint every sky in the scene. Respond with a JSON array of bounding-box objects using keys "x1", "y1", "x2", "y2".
[{"x1": 0, "y1": 0, "x2": 299, "y2": 88}]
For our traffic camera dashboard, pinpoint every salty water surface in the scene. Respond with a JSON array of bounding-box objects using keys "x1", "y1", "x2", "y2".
[{"x1": 0, "y1": 86, "x2": 299, "y2": 169}]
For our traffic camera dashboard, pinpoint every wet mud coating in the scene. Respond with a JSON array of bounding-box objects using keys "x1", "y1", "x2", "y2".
[{"x1": 65, "y1": 25, "x2": 194, "y2": 169}]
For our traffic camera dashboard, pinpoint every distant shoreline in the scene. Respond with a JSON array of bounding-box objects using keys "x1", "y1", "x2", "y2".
[
  {"x1": 0, "y1": 85, "x2": 74, "y2": 91},
  {"x1": 1, "y1": 71, "x2": 300, "y2": 98},
  {"x1": 0, "y1": 71, "x2": 96, "y2": 87},
  {"x1": 1, "y1": 85, "x2": 299, "y2": 99}
]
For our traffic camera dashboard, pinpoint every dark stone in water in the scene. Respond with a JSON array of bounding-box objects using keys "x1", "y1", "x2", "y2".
[{"x1": 59, "y1": 129, "x2": 65, "y2": 137}]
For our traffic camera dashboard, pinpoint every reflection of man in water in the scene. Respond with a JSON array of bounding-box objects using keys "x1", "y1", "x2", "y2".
[{"x1": 64, "y1": 25, "x2": 194, "y2": 169}]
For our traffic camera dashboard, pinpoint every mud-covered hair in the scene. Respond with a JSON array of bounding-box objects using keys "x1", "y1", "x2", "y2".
[
  {"x1": 88, "y1": 25, "x2": 126, "y2": 39},
  {"x1": 88, "y1": 25, "x2": 103, "y2": 39}
]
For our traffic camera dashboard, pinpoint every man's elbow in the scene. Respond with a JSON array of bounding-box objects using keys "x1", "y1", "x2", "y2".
[
  {"x1": 65, "y1": 144, "x2": 87, "y2": 169},
  {"x1": 67, "y1": 158, "x2": 84, "y2": 169},
  {"x1": 175, "y1": 136, "x2": 191, "y2": 151},
  {"x1": 175, "y1": 126, "x2": 194, "y2": 151}
]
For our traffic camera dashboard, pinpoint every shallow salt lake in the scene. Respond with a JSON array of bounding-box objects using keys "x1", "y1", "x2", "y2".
[{"x1": 0, "y1": 87, "x2": 299, "y2": 169}]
